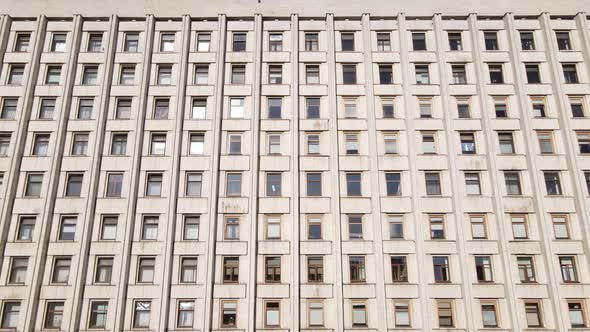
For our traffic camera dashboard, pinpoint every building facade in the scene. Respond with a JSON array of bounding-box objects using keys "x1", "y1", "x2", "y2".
[{"x1": 0, "y1": 2, "x2": 590, "y2": 331}]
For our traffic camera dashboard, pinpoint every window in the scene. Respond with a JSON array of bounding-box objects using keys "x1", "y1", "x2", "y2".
[
  {"x1": 346, "y1": 173, "x2": 361, "y2": 197},
  {"x1": 342, "y1": 64, "x2": 357, "y2": 84},
  {"x1": 470, "y1": 215, "x2": 487, "y2": 239},
  {"x1": 133, "y1": 301, "x2": 151, "y2": 328},
  {"x1": 437, "y1": 300, "x2": 454, "y2": 327},
  {"x1": 489, "y1": 64, "x2": 504, "y2": 84},
  {"x1": 196, "y1": 32, "x2": 211, "y2": 52},
  {"x1": 51, "y1": 33, "x2": 67, "y2": 52},
  {"x1": 349, "y1": 256, "x2": 366, "y2": 283},
  {"x1": 305, "y1": 64, "x2": 320, "y2": 84},
  {"x1": 422, "y1": 132, "x2": 436, "y2": 154},
  {"x1": 524, "y1": 301, "x2": 542, "y2": 327},
  {"x1": 306, "y1": 173, "x2": 322, "y2": 196},
  {"x1": 425, "y1": 172, "x2": 441, "y2": 195},
  {"x1": 511, "y1": 215, "x2": 528, "y2": 240},
  {"x1": 111, "y1": 133, "x2": 127, "y2": 155},
  {"x1": 87, "y1": 33, "x2": 103, "y2": 52},
  {"x1": 307, "y1": 216, "x2": 322, "y2": 240},
  {"x1": 150, "y1": 133, "x2": 166, "y2": 155},
  {"x1": 183, "y1": 216, "x2": 199, "y2": 241},
  {"x1": 570, "y1": 97, "x2": 585, "y2": 118},
  {"x1": 78, "y1": 98, "x2": 93, "y2": 119},
  {"x1": 484, "y1": 31, "x2": 498, "y2": 50},
  {"x1": 308, "y1": 301, "x2": 324, "y2": 326},
  {"x1": 58, "y1": 217, "x2": 76, "y2": 241},
  {"x1": 532, "y1": 97, "x2": 546, "y2": 118},
  {"x1": 24, "y1": 173, "x2": 43, "y2": 197},
  {"x1": 226, "y1": 173, "x2": 242, "y2": 197},
  {"x1": 307, "y1": 256, "x2": 323, "y2": 282},
  {"x1": 87, "y1": 301, "x2": 108, "y2": 329},
  {"x1": 1, "y1": 301, "x2": 20, "y2": 329},
  {"x1": 537, "y1": 131, "x2": 554, "y2": 154},
  {"x1": 268, "y1": 65, "x2": 282, "y2": 84},
  {"x1": 119, "y1": 65, "x2": 135, "y2": 85},
  {"x1": 379, "y1": 64, "x2": 393, "y2": 84},
  {"x1": 232, "y1": 32, "x2": 246, "y2": 52},
  {"x1": 268, "y1": 98, "x2": 282, "y2": 119},
  {"x1": 394, "y1": 302, "x2": 410, "y2": 327},
  {"x1": 391, "y1": 256, "x2": 408, "y2": 282},
  {"x1": 32, "y1": 133, "x2": 50, "y2": 156},
  {"x1": 82, "y1": 65, "x2": 98, "y2": 85},
  {"x1": 341, "y1": 32, "x2": 354, "y2": 51},
  {"x1": 475, "y1": 256, "x2": 493, "y2": 282},
  {"x1": 415, "y1": 64, "x2": 430, "y2": 84},
  {"x1": 559, "y1": 256, "x2": 578, "y2": 282},
  {"x1": 518, "y1": 256, "x2": 536, "y2": 282},
  {"x1": 180, "y1": 257, "x2": 198, "y2": 283},
  {"x1": 305, "y1": 97, "x2": 320, "y2": 119},
  {"x1": 498, "y1": 132, "x2": 515, "y2": 154},
  {"x1": 269, "y1": 33, "x2": 282, "y2": 51},
  {"x1": 352, "y1": 302, "x2": 367, "y2": 327},
  {"x1": 433, "y1": 256, "x2": 450, "y2": 282},
  {"x1": 189, "y1": 133, "x2": 205, "y2": 155},
  {"x1": 586, "y1": 172, "x2": 590, "y2": 194},
  {"x1": 389, "y1": 215, "x2": 404, "y2": 239},
  {"x1": 563, "y1": 64, "x2": 579, "y2": 84},
  {"x1": 17, "y1": 217, "x2": 34, "y2": 241},
  {"x1": 504, "y1": 171, "x2": 522, "y2": 195},
  {"x1": 412, "y1": 32, "x2": 426, "y2": 51},
  {"x1": 520, "y1": 31, "x2": 535, "y2": 50},
  {"x1": 8, "y1": 257, "x2": 27, "y2": 284},
  {"x1": 429, "y1": 215, "x2": 445, "y2": 239},
  {"x1": 228, "y1": 133, "x2": 241, "y2": 155},
  {"x1": 345, "y1": 133, "x2": 359, "y2": 155},
  {"x1": 384, "y1": 133, "x2": 398, "y2": 154},
  {"x1": 465, "y1": 172, "x2": 481, "y2": 195},
  {"x1": 451, "y1": 64, "x2": 466, "y2": 84},
  {"x1": 160, "y1": 33, "x2": 175, "y2": 52},
  {"x1": 568, "y1": 301, "x2": 587, "y2": 328},
  {"x1": 544, "y1": 171, "x2": 562, "y2": 195},
  {"x1": 525, "y1": 64, "x2": 541, "y2": 83},
  {"x1": 186, "y1": 173, "x2": 202, "y2": 197},
  {"x1": 348, "y1": 215, "x2": 363, "y2": 239},
  {"x1": 115, "y1": 98, "x2": 131, "y2": 119},
  {"x1": 265, "y1": 215, "x2": 280, "y2": 240},
  {"x1": 266, "y1": 173, "x2": 282, "y2": 197},
  {"x1": 494, "y1": 97, "x2": 508, "y2": 118},
  {"x1": 8, "y1": 65, "x2": 24, "y2": 85},
  {"x1": 39, "y1": 98, "x2": 55, "y2": 120},
  {"x1": 193, "y1": 64, "x2": 209, "y2": 85},
  {"x1": 305, "y1": 33, "x2": 319, "y2": 51},
  {"x1": 460, "y1": 132, "x2": 476, "y2": 154},
  {"x1": 224, "y1": 217, "x2": 239, "y2": 240},
  {"x1": 95, "y1": 257, "x2": 113, "y2": 283},
  {"x1": 222, "y1": 257, "x2": 239, "y2": 283},
  {"x1": 382, "y1": 98, "x2": 394, "y2": 118},
  {"x1": 419, "y1": 98, "x2": 432, "y2": 118},
  {"x1": 556, "y1": 31, "x2": 572, "y2": 50},
  {"x1": 177, "y1": 301, "x2": 194, "y2": 328},
  {"x1": 229, "y1": 97, "x2": 244, "y2": 118},
  {"x1": 268, "y1": 134, "x2": 281, "y2": 154},
  {"x1": 448, "y1": 32, "x2": 463, "y2": 50},
  {"x1": 141, "y1": 216, "x2": 158, "y2": 240},
  {"x1": 45, "y1": 65, "x2": 61, "y2": 85},
  {"x1": 552, "y1": 215, "x2": 570, "y2": 239},
  {"x1": 157, "y1": 65, "x2": 172, "y2": 85},
  {"x1": 377, "y1": 32, "x2": 391, "y2": 51},
  {"x1": 191, "y1": 98, "x2": 207, "y2": 119},
  {"x1": 14, "y1": 33, "x2": 30, "y2": 52},
  {"x1": 44, "y1": 302, "x2": 64, "y2": 329},
  {"x1": 71, "y1": 133, "x2": 89, "y2": 156},
  {"x1": 221, "y1": 301, "x2": 237, "y2": 327},
  {"x1": 0, "y1": 98, "x2": 18, "y2": 120},
  {"x1": 481, "y1": 302, "x2": 499, "y2": 328},
  {"x1": 137, "y1": 257, "x2": 155, "y2": 283},
  {"x1": 153, "y1": 98, "x2": 169, "y2": 119},
  {"x1": 100, "y1": 216, "x2": 118, "y2": 240},
  {"x1": 265, "y1": 256, "x2": 281, "y2": 283},
  {"x1": 385, "y1": 172, "x2": 401, "y2": 196},
  {"x1": 231, "y1": 64, "x2": 245, "y2": 84},
  {"x1": 51, "y1": 257, "x2": 71, "y2": 283},
  {"x1": 307, "y1": 134, "x2": 320, "y2": 154},
  {"x1": 65, "y1": 173, "x2": 83, "y2": 197},
  {"x1": 145, "y1": 173, "x2": 163, "y2": 196},
  {"x1": 106, "y1": 173, "x2": 123, "y2": 197},
  {"x1": 124, "y1": 33, "x2": 139, "y2": 52},
  {"x1": 457, "y1": 99, "x2": 470, "y2": 118}
]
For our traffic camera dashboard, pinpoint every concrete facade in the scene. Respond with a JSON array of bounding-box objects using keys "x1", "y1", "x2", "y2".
[{"x1": 0, "y1": 4, "x2": 589, "y2": 331}]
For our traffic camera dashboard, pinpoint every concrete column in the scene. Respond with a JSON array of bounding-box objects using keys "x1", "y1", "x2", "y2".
[{"x1": 0, "y1": 15, "x2": 11, "y2": 75}]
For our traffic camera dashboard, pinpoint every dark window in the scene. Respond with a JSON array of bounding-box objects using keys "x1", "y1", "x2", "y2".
[
  {"x1": 391, "y1": 256, "x2": 408, "y2": 282},
  {"x1": 448, "y1": 32, "x2": 462, "y2": 51},
  {"x1": 433, "y1": 256, "x2": 450, "y2": 282},
  {"x1": 484, "y1": 31, "x2": 498, "y2": 50},
  {"x1": 489, "y1": 64, "x2": 504, "y2": 84},
  {"x1": 563, "y1": 64, "x2": 578, "y2": 84},
  {"x1": 412, "y1": 32, "x2": 426, "y2": 51},
  {"x1": 525, "y1": 64, "x2": 541, "y2": 83},
  {"x1": 306, "y1": 173, "x2": 322, "y2": 196},
  {"x1": 341, "y1": 32, "x2": 355, "y2": 51},
  {"x1": 232, "y1": 32, "x2": 246, "y2": 52},
  {"x1": 520, "y1": 31, "x2": 535, "y2": 50},
  {"x1": 342, "y1": 64, "x2": 357, "y2": 84},
  {"x1": 65, "y1": 173, "x2": 83, "y2": 197},
  {"x1": 386, "y1": 172, "x2": 401, "y2": 196},
  {"x1": 544, "y1": 171, "x2": 562, "y2": 195},
  {"x1": 556, "y1": 31, "x2": 571, "y2": 50},
  {"x1": 346, "y1": 173, "x2": 362, "y2": 196}
]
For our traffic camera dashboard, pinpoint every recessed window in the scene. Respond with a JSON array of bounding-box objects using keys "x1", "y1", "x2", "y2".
[
  {"x1": 119, "y1": 65, "x2": 135, "y2": 85},
  {"x1": 228, "y1": 133, "x2": 242, "y2": 155},
  {"x1": 543, "y1": 171, "x2": 562, "y2": 196},
  {"x1": 559, "y1": 256, "x2": 578, "y2": 282},
  {"x1": 51, "y1": 257, "x2": 71, "y2": 284},
  {"x1": 224, "y1": 217, "x2": 239, "y2": 240},
  {"x1": 379, "y1": 64, "x2": 393, "y2": 84},
  {"x1": 460, "y1": 132, "x2": 476, "y2": 154},
  {"x1": 451, "y1": 64, "x2": 466, "y2": 84},
  {"x1": 531, "y1": 97, "x2": 546, "y2": 118},
  {"x1": 342, "y1": 64, "x2": 357, "y2": 84},
  {"x1": 194, "y1": 64, "x2": 209, "y2": 85},
  {"x1": 448, "y1": 32, "x2": 462, "y2": 51},
  {"x1": 341, "y1": 32, "x2": 355, "y2": 51},
  {"x1": 520, "y1": 31, "x2": 535, "y2": 50},
  {"x1": 145, "y1": 173, "x2": 163, "y2": 197},
  {"x1": 221, "y1": 301, "x2": 237, "y2": 327},
  {"x1": 159, "y1": 33, "x2": 175, "y2": 52},
  {"x1": 222, "y1": 256, "x2": 239, "y2": 283},
  {"x1": 433, "y1": 256, "x2": 450, "y2": 282},
  {"x1": 82, "y1": 65, "x2": 98, "y2": 85},
  {"x1": 388, "y1": 215, "x2": 404, "y2": 239},
  {"x1": 39, "y1": 98, "x2": 55, "y2": 120},
  {"x1": 525, "y1": 63, "x2": 541, "y2": 84},
  {"x1": 8, "y1": 257, "x2": 27, "y2": 284},
  {"x1": 141, "y1": 216, "x2": 158, "y2": 241},
  {"x1": 457, "y1": 98, "x2": 470, "y2": 118},
  {"x1": 412, "y1": 32, "x2": 426, "y2": 51},
  {"x1": 308, "y1": 301, "x2": 324, "y2": 327},
  {"x1": 111, "y1": 133, "x2": 127, "y2": 155},
  {"x1": 95, "y1": 257, "x2": 113, "y2": 283},
  {"x1": 17, "y1": 217, "x2": 35, "y2": 241},
  {"x1": 307, "y1": 133, "x2": 320, "y2": 154},
  {"x1": 346, "y1": 173, "x2": 362, "y2": 196},
  {"x1": 307, "y1": 256, "x2": 323, "y2": 282},
  {"x1": 429, "y1": 215, "x2": 445, "y2": 239},
  {"x1": 137, "y1": 257, "x2": 155, "y2": 283},
  {"x1": 307, "y1": 216, "x2": 322, "y2": 240},
  {"x1": 89, "y1": 301, "x2": 108, "y2": 328},
  {"x1": 123, "y1": 33, "x2": 139, "y2": 52},
  {"x1": 71, "y1": 132, "x2": 89, "y2": 156},
  {"x1": 229, "y1": 97, "x2": 244, "y2": 118},
  {"x1": 484, "y1": 31, "x2": 498, "y2": 51},
  {"x1": 511, "y1": 215, "x2": 528, "y2": 240},
  {"x1": 150, "y1": 133, "x2": 166, "y2": 155},
  {"x1": 44, "y1": 302, "x2": 64, "y2": 329},
  {"x1": 268, "y1": 134, "x2": 281, "y2": 155},
  {"x1": 231, "y1": 64, "x2": 245, "y2": 84},
  {"x1": 8, "y1": 65, "x2": 24, "y2": 85},
  {"x1": 269, "y1": 33, "x2": 283, "y2": 51},
  {"x1": 305, "y1": 64, "x2": 320, "y2": 84},
  {"x1": 14, "y1": 33, "x2": 30, "y2": 52},
  {"x1": 556, "y1": 31, "x2": 571, "y2": 50},
  {"x1": 100, "y1": 216, "x2": 118, "y2": 241},
  {"x1": 305, "y1": 97, "x2": 320, "y2": 119},
  {"x1": 352, "y1": 301, "x2": 367, "y2": 327},
  {"x1": 186, "y1": 173, "x2": 202, "y2": 197},
  {"x1": 425, "y1": 172, "x2": 441, "y2": 195},
  {"x1": 115, "y1": 98, "x2": 132, "y2": 119},
  {"x1": 537, "y1": 131, "x2": 554, "y2": 154},
  {"x1": 226, "y1": 173, "x2": 242, "y2": 197},
  {"x1": 65, "y1": 173, "x2": 83, "y2": 197},
  {"x1": 504, "y1": 171, "x2": 522, "y2": 195},
  {"x1": 153, "y1": 98, "x2": 169, "y2": 120},
  {"x1": 32, "y1": 133, "x2": 50, "y2": 156},
  {"x1": 196, "y1": 32, "x2": 211, "y2": 52},
  {"x1": 419, "y1": 98, "x2": 432, "y2": 118},
  {"x1": 437, "y1": 300, "x2": 454, "y2": 327},
  {"x1": 385, "y1": 172, "x2": 401, "y2": 196},
  {"x1": 517, "y1": 256, "x2": 536, "y2": 282},
  {"x1": 1, "y1": 301, "x2": 21, "y2": 329},
  {"x1": 345, "y1": 133, "x2": 359, "y2": 155},
  {"x1": 422, "y1": 132, "x2": 436, "y2": 154},
  {"x1": 77, "y1": 98, "x2": 93, "y2": 120},
  {"x1": 304, "y1": 33, "x2": 319, "y2": 51},
  {"x1": 348, "y1": 215, "x2": 363, "y2": 239},
  {"x1": 191, "y1": 98, "x2": 207, "y2": 119},
  {"x1": 180, "y1": 257, "x2": 198, "y2": 283},
  {"x1": 488, "y1": 64, "x2": 504, "y2": 84},
  {"x1": 465, "y1": 172, "x2": 481, "y2": 195},
  {"x1": 377, "y1": 32, "x2": 391, "y2": 51},
  {"x1": 87, "y1": 33, "x2": 103, "y2": 52},
  {"x1": 306, "y1": 173, "x2": 322, "y2": 196},
  {"x1": 563, "y1": 63, "x2": 579, "y2": 84},
  {"x1": 268, "y1": 97, "x2": 282, "y2": 119},
  {"x1": 415, "y1": 64, "x2": 430, "y2": 84},
  {"x1": 568, "y1": 301, "x2": 587, "y2": 328},
  {"x1": 552, "y1": 214, "x2": 570, "y2": 239},
  {"x1": 475, "y1": 256, "x2": 493, "y2": 282},
  {"x1": 391, "y1": 256, "x2": 408, "y2": 282},
  {"x1": 481, "y1": 302, "x2": 499, "y2": 328},
  {"x1": 51, "y1": 33, "x2": 67, "y2": 52},
  {"x1": 494, "y1": 97, "x2": 508, "y2": 118},
  {"x1": 183, "y1": 216, "x2": 200, "y2": 241},
  {"x1": 570, "y1": 97, "x2": 585, "y2": 118},
  {"x1": 349, "y1": 256, "x2": 366, "y2": 283},
  {"x1": 133, "y1": 301, "x2": 151, "y2": 328},
  {"x1": 45, "y1": 65, "x2": 62, "y2": 85},
  {"x1": 265, "y1": 215, "x2": 281, "y2": 240},
  {"x1": 268, "y1": 64, "x2": 282, "y2": 84},
  {"x1": 232, "y1": 32, "x2": 247, "y2": 52},
  {"x1": 24, "y1": 173, "x2": 43, "y2": 197},
  {"x1": 106, "y1": 173, "x2": 123, "y2": 198},
  {"x1": 264, "y1": 256, "x2": 281, "y2": 283},
  {"x1": 266, "y1": 172, "x2": 282, "y2": 197},
  {"x1": 470, "y1": 215, "x2": 487, "y2": 239},
  {"x1": 344, "y1": 99, "x2": 358, "y2": 118},
  {"x1": 524, "y1": 301, "x2": 542, "y2": 327},
  {"x1": 384, "y1": 133, "x2": 398, "y2": 154},
  {"x1": 157, "y1": 65, "x2": 172, "y2": 85},
  {"x1": 498, "y1": 132, "x2": 515, "y2": 154},
  {"x1": 177, "y1": 300, "x2": 195, "y2": 328}
]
